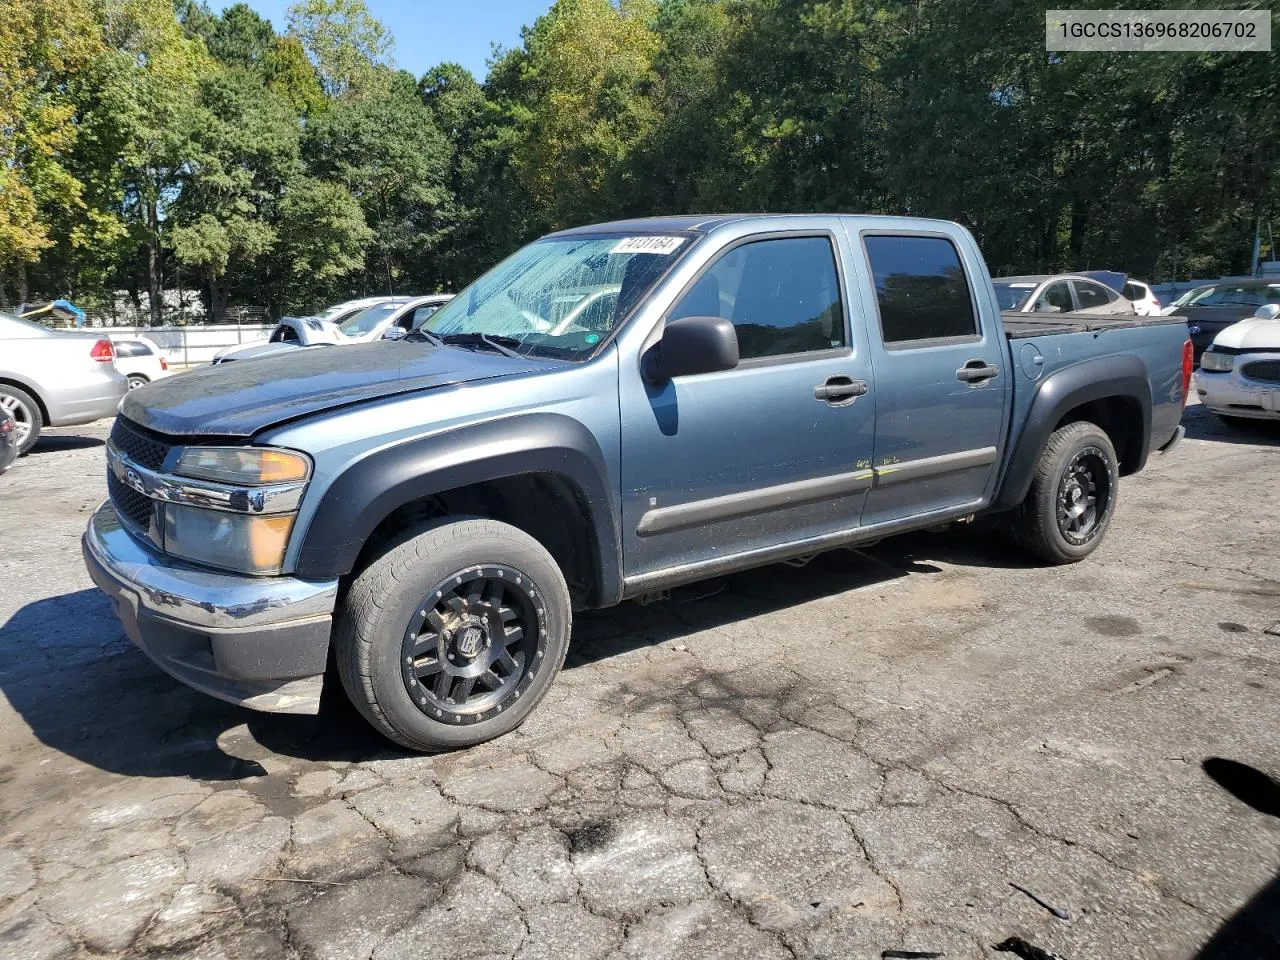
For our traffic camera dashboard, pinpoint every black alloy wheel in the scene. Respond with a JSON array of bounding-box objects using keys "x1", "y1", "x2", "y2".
[
  {"x1": 1056, "y1": 446, "x2": 1112, "y2": 546},
  {"x1": 400, "y1": 564, "x2": 547, "y2": 726}
]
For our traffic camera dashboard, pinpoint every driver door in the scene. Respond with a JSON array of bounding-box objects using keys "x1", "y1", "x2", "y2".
[{"x1": 619, "y1": 232, "x2": 876, "y2": 580}]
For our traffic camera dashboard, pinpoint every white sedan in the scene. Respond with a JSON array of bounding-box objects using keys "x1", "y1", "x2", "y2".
[
  {"x1": 1196, "y1": 305, "x2": 1280, "y2": 424},
  {"x1": 111, "y1": 336, "x2": 171, "y2": 390},
  {"x1": 212, "y1": 295, "x2": 452, "y2": 364}
]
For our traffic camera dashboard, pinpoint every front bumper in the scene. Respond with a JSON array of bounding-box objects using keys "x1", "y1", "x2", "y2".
[
  {"x1": 82, "y1": 501, "x2": 338, "y2": 714},
  {"x1": 1196, "y1": 368, "x2": 1280, "y2": 421}
]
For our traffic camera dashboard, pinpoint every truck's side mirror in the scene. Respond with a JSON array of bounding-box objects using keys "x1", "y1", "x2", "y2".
[
  {"x1": 382, "y1": 326, "x2": 408, "y2": 340},
  {"x1": 644, "y1": 315, "x2": 739, "y2": 382}
]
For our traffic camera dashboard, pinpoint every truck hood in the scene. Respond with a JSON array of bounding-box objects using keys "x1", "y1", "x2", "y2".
[
  {"x1": 1213, "y1": 316, "x2": 1280, "y2": 352},
  {"x1": 122, "y1": 341, "x2": 561, "y2": 437}
]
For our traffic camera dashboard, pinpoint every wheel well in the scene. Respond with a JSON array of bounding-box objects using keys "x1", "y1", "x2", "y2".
[
  {"x1": 128, "y1": 373, "x2": 150, "y2": 382},
  {"x1": 1053, "y1": 396, "x2": 1144, "y2": 475},
  {"x1": 349, "y1": 473, "x2": 602, "y2": 609},
  {"x1": 0, "y1": 377, "x2": 49, "y2": 425}
]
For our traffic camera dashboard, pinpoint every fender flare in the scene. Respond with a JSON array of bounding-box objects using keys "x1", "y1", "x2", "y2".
[
  {"x1": 992, "y1": 353, "x2": 1152, "y2": 511},
  {"x1": 292, "y1": 413, "x2": 622, "y2": 605}
]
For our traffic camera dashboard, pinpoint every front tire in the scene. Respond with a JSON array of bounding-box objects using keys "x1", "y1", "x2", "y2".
[
  {"x1": 334, "y1": 517, "x2": 571, "y2": 752},
  {"x1": 1009, "y1": 421, "x2": 1118, "y2": 564},
  {"x1": 0, "y1": 384, "x2": 43, "y2": 455}
]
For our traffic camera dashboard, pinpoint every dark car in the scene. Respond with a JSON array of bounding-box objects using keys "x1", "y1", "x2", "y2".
[
  {"x1": 0, "y1": 408, "x2": 17, "y2": 474},
  {"x1": 1170, "y1": 279, "x2": 1280, "y2": 362}
]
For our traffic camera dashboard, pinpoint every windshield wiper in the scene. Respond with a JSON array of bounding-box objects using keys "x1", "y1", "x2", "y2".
[
  {"x1": 403, "y1": 328, "x2": 444, "y2": 346},
  {"x1": 437, "y1": 332, "x2": 525, "y2": 359}
]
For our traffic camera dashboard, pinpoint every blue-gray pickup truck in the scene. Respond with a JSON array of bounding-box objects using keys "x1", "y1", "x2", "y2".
[{"x1": 83, "y1": 215, "x2": 1191, "y2": 751}]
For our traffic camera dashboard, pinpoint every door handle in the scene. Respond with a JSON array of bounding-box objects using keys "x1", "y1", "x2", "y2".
[
  {"x1": 956, "y1": 360, "x2": 999, "y2": 383},
  {"x1": 814, "y1": 376, "x2": 868, "y2": 403}
]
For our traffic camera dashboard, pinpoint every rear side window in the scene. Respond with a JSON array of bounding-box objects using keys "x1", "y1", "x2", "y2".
[
  {"x1": 1074, "y1": 281, "x2": 1117, "y2": 309},
  {"x1": 1122, "y1": 282, "x2": 1146, "y2": 301},
  {"x1": 114, "y1": 341, "x2": 150, "y2": 358},
  {"x1": 864, "y1": 235, "x2": 977, "y2": 343},
  {"x1": 669, "y1": 236, "x2": 846, "y2": 360}
]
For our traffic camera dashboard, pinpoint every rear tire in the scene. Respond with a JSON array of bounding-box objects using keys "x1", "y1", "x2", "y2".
[
  {"x1": 127, "y1": 375, "x2": 149, "y2": 390},
  {"x1": 0, "y1": 384, "x2": 42, "y2": 455},
  {"x1": 334, "y1": 516, "x2": 571, "y2": 752},
  {"x1": 1008, "y1": 421, "x2": 1118, "y2": 564}
]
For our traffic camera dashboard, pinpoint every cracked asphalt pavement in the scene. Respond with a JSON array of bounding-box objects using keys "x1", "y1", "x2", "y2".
[{"x1": 1, "y1": 399, "x2": 1278, "y2": 960}]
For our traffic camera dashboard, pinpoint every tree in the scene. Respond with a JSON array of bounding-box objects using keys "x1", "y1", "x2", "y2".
[
  {"x1": 304, "y1": 80, "x2": 455, "y2": 292},
  {"x1": 286, "y1": 0, "x2": 392, "y2": 99},
  {"x1": 76, "y1": 0, "x2": 213, "y2": 324},
  {"x1": 505, "y1": 0, "x2": 661, "y2": 230},
  {"x1": 208, "y1": 3, "x2": 276, "y2": 68},
  {"x1": 0, "y1": 0, "x2": 104, "y2": 301},
  {"x1": 169, "y1": 70, "x2": 301, "y2": 321},
  {"x1": 273, "y1": 177, "x2": 372, "y2": 310}
]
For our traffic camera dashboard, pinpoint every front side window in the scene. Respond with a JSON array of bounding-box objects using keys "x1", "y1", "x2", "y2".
[
  {"x1": 421, "y1": 235, "x2": 687, "y2": 359},
  {"x1": 865, "y1": 235, "x2": 977, "y2": 342},
  {"x1": 340, "y1": 302, "x2": 409, "y2": 337},
  {"x1": 668, "y1": 236, "x2": 845, "y2": 359},
  {"x1": 1035, "y1": 282, "x2": 1073, "y2": 313}
]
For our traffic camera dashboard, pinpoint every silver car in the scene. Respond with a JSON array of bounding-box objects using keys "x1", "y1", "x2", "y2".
[
  {"x1": 992, "y1": 274, "x2": 1137, "y2": 315},
  {"x1": 0, "y1": 312, "x2": 128, "y2": 454}
]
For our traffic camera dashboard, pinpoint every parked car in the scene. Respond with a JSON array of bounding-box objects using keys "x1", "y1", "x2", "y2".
[
  {"x1": 211, "y1": 295, "x2": 453, "y2": 363},
  {"x1": 1122, "y1": 280, "x2": 1162, "y2": 316},
  {"x1": 1164, "y1": 279, "x2": 1280, "y2": 363},
  {"x1": 112, "y1": 337, "x2": 171, "y2": 390},
  {"x1": 84, "y1": 214, "x2": 1190, "y2": 752},
  {"x1": 992, "y1": 274, "x2": 1137, "y2": 315},
  {"x1": 0, "y1": 312, "x2": 127, "y2": 454},
  {"x1": 1196, "y1": 304, "x2": 1280, "y2": 424},
  {"x1": 0, "y1": 408, "x2": 17, "y2": 474}
]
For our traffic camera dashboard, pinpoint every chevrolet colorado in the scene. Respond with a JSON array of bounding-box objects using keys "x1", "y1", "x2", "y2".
[{"x1": 83, "y1": 215, "x2": 1191, "y2": 751}]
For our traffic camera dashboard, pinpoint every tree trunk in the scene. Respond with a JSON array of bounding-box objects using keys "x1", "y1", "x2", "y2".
[
  {"x1": 207, "y1": 268, "x2": 227, "y2": 325},
  {"x1": 146, "y1": 196, "x2": 163, "y2": 326}
]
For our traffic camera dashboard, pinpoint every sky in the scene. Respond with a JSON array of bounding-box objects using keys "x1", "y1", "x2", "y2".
[{"x1": 224, "y1": 0, "x2": 554, "y2": 81}]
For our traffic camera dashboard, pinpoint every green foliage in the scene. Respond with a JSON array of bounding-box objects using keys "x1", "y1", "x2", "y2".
[
  {"x1": 286, "y1": 0, "x2": 392, "y2": 98},
  {"x1": 5, "y1": 0, "x2": 1278, "y2": 318}
]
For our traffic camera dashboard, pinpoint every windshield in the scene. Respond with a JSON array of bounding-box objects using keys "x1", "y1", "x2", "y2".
[
  {"x1": 1179, "y1": 283, "x2": 1280, "y2": 308},
  {"x1": 992, "y1": 282, "x2": 1036, "y2": 311},
  {"x1": 339, "y1": 301, "x2": 407, "y2": 337},
  {"x1": 421, "y1": 235, "x2": 689, "y2": 359}
]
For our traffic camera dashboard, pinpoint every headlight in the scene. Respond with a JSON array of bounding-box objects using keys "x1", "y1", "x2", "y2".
[
  {"x1": 163, "y1": 504, "x2": 296, "y2": 575},
  {"x1": 176, "y1": 446, "x2": 310, "y2": 484},
  {"x1": 1200, "y1": 351, "x2": 1234, "y2": 372},
  {"x1": 159, "y1": 446, "x2": 310, "y2": 575}
]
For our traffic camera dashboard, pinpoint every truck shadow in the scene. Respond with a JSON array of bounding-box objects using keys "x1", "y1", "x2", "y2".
[
  {"x1": 0, "y1": 536, "x2": 1032, "y2": 778},
  {"x1": 1194, "y1": 758, "x2": 1280, "y2": 957}
]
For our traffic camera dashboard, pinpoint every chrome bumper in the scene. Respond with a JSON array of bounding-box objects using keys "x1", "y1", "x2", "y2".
[{"x1": 82, "y1": 501, "x2": 338, "y2": 714}]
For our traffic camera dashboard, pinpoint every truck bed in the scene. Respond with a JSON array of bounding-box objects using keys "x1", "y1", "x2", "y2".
[{"x1": 1002, "y1": 311, "x2": 1186, "y2": 339}]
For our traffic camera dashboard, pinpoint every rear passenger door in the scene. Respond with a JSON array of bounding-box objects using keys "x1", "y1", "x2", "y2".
[{"x1": 856, "y1": 232, "x2": 1009, "y2": 526}]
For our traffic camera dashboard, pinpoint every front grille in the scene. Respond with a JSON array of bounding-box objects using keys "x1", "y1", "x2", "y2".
[
  {"x1": 110, "y1": 418, "x2": 171, "y2": 470},
  {"x1": 108, "y1": 471, "x2": 154, "y2": 533},
  {"x1": 1241, "y1": 359, "x2": 1280, "y2": 384}
]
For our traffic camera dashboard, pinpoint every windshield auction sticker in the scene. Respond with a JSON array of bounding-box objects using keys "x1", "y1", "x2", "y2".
[
  {"x1": 1046, "y1": 10, "x2": 1270, "y2": 51},
  {"x1": 611, "y1": 236, "x2": 687, "y2": 256}
]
